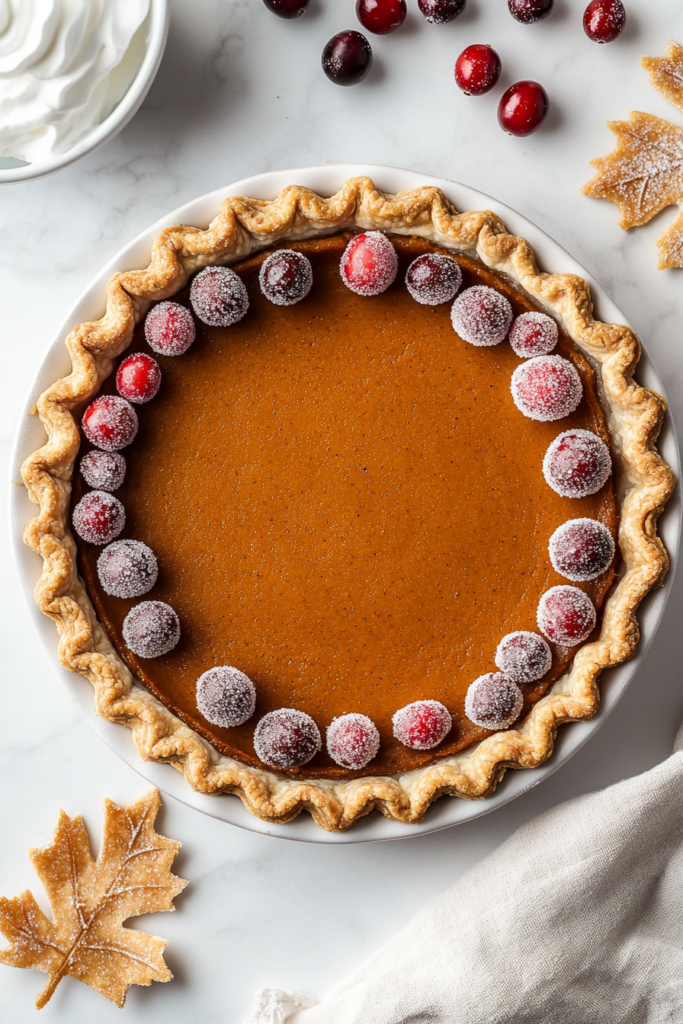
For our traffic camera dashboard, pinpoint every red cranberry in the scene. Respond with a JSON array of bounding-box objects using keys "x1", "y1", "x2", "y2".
[
  {"x1": 82, "y1": 395, "x2": 138, "y2": 452},
  {"x1": 340, "y1": 232, "x2": 398, "y2": 296},
  {"x1": 543, "y1": 430, "x2": 612, "y2": 498},
  {"x1": 72, "y1": 491, "x2": 125, "y2": 545},
  {"x1": 509, "y1": 311, "x2": 558, "y2": 358},
  {"x1": 392, "y1": 700, "x2": 452, "y2": 750},
  {"x1": 451, "y1": 285, "x2": 513, "y2": 347},
  {"x1": 356, "y1": 0, "x2": 406, "y2": 35},
  {"x1": 583, "y1": 0, "x2": 625, "y2": 43},
  {"x1": 418, "y1": 0, "x2": 467, "y2": 24},
  {"x1": 465, "y1": 674, "x2": 524, "y2": 730},
  {"x1": 549, "y1": 518, "x2": 615, "y2": 582},
  {"x1": 405, "y1": 253, "x2": 462, "y2": 305},
  {"x1": 511, "y1": 355, "x2": 583, "y2": 421},
  {"x1": 97, "y1": 539, "x2": 158, "y2": 599},
  {"x1": 190, "y1": 267, "x2": 249, "y2": 327},
  {"x1": 116, "y1": 353, "x2": 161, "y2": 404},
  {"x1": 254, "y1": 709, "x2": 321, "y2": 769},
  {"x1": 262, "y1": 0, "x2": 309, "y2": 18},
  {"x1": 498, "y1": 81, "x2": 549, "y2": 137},
  {"x1": 327, "y1": 714, "x2": 381, "y2": 769},
  {"x1": 537, "y1": 585, "x2": 596, "y2": 645},
  {"x1": 145, "y1": 301, "x2": 196, "y2": 356},
  {"x1": 196, "y1": 666, "x2": 256, "y2": 728},
  {"x1": 495, "y1": 631, "x2": 552, "y2": 683},
  {"x1": 508, "y1": 0, "x2": 553, "y2": 23},
  {"x1": 322, "y1": 31, "x2": 373, "y2": 86},
  {"x1": 259, "y1": 250, "x2": 313, "y2": 306},
  {"x1": 454, "y1": 45, "x2": 502, "y2": 97},
  {"x1": 122, "y1": 600, "x2": 180, "y2": 658},
  {"x1": 80, "y1": 451, "x2": 126, "y2": 492}
]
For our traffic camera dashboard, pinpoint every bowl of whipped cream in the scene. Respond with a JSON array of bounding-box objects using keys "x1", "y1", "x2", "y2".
[{"x1": 0, "y1": 0, "x2": 169, "y2": 184}]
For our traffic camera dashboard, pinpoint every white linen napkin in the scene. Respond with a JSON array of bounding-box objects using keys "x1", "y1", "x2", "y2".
[{"x1": 246, "y1": 727, "x2": 683, "y2": 1024}]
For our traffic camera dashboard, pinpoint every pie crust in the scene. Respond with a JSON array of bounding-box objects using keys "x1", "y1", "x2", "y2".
[{"x1": 22, "y1": 177, "x2": 675, "y2": 831}]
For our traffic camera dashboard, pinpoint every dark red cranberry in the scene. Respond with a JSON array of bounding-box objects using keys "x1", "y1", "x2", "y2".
[
  {"x1": 509, "y1": 311, "x2": 558, "y2": 358},
  {"x1": 145, "y1": 302, "x2": 196, "y2": 356},
  {"x1": 537, "y1": 586, "x2": 596, "y2": 645},
  {"x1": 262, "y1": 0, "x2": 309, "y2": 18},
  {"x1": 549, "y1": 518, "x2": 615, "y2": 582},
  {"x1": 196, "y1": 666, "x2": 256, "y2": 728},
  {"x1": 82, "y1": 395, "x2": 138, "y2": 452},
  {"x1": 455, "y1": 44, "x2": 502, "y2": 96},
  {"x1": 392, "y1": 700, "x2": 452, "y2": 750},
  {"x1": 254, "y1": 709, "x2": 322, "y2": 768},
  {"x1": 340, "y1": 232, "x2": 398, "y2": 296},
  {"x1": 498, "y1": 80, "x2": 549, "y2": 136},
  {"x1": 543, "y1": 430, "x2": 612, "y2": 498},
  {"x1": 80, "y1": 451, "x2": 126, "y2": 492},
  {"x1": 583, "y1": 0, "x2": 625, "y2": 43},
  {"x1": 322, "y1": 31, "x2": 373, "y2": 86},
  {"x1": 190, "y1": 267, "x2": 249, "y2": 327},
  {"x1": 72, "y1": 491, "x2": 125, "y2": 545},
  {"x1": 465, "y1": 674, "x2": 524, "y2": 730},
  {"x1": 451, "y1": 285, "x2": 512, "y2": 347},
  {"x1": 122, "y1": 600, "x2": 180, "y2": 658},
  {"x1": 508, "y1": 0, "x2": 553, "y2": 23},
  {"x1": 406, "y1": 253, "x2": 462, "y2": 305},
  {"x1": 356, "y1": 0, "x2": 406, "y2": 34},
  {"x1": 116, "y1": 353, "x2": 161, "y2": 404},
  {"x1": 418, "y1": 0, "x2": 466, "y2": 24},
  {"x1": 259, "y1": 250, "x2": 313, "y2": 306},
  {"x1": 97, "y1": 539, "x2": 158, "y2": 598},
  {"x1": 495, "y1": 631, "x2": 552, "y2": 683}
]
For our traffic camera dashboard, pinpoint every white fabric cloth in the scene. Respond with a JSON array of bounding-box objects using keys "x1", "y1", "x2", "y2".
[{"x1": 246, "y1": 728, "x2": 683, "y2": 1024}]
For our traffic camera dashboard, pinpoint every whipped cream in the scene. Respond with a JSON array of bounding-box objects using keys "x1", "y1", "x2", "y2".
[{"x1": 0, "y1": 0, "x2": 150, "y2": 163}]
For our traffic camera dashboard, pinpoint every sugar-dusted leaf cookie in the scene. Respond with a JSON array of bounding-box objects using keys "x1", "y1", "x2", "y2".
[
  {"x1": 657, "y1": 204, "x2": 683, "y2": 269},
  {"x1": 642, "y1": 42, "x2": 683, "y2": 114},
  {"x1": 0, "y1": 789, "x2": 187, "y2": 1008}
]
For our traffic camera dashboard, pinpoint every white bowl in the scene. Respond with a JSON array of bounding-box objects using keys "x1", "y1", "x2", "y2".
[
  {"x1": 0, "y1": 0, "x2": 170, "y2": 185},
  {"x1": 9, "y1": 164, "x2": 681, "y2": 843}
]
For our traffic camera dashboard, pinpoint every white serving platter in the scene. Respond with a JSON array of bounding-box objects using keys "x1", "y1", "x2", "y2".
[{"x1": 9, "y1": 164, "x2": 681, "y2": 844}]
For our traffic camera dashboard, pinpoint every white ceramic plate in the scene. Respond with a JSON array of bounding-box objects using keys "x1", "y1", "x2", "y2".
[{"x1": 10, "y1": 164, "x2": 681, "y2": 844}]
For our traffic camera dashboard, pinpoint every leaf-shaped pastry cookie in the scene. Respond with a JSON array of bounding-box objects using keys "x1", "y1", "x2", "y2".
[
  {"x1": 642, "y1": 42, "x2": 683, "y2": 114},
  {"x1": 657, "y1": 204, "x2": 683, "y2": 269},
  {"x1": 0, "y1": 789, "x2": 187, "y2": 1008}
]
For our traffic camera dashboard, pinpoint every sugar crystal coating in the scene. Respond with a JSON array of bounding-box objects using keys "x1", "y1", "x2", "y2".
[
  {"x1": 510, "y1": 355, "x2": 582, "y2": 421},
  {"x1": 116, "y1": 352, "x2": 161, "y2": 403},
  {"x1": 82, "y1": 395, "x2": 138, "y2": 452},
  {"x1": 259, "y1": 249, "x2": 313, "y2": 306},
  {"x1": 97, "y1": 539, "x2": 158, "y2": 599},
  {"x1": 495, "y1": 631, "x2": 552, "y2": 683},
  {"x1": 392, "y1": 699, "x2": 452, "y2": 750},
  {"x1": 537, "y1": 585, "x2": 596, "y2": 645},
  {"x1": 465, "y1": 673, "x2": 524, "y2": 730},
  {"x1": 451, "y1": 285, "x2": 513, "y2": 347},
  {"x1": 80, "y1": 450, "x2": 126, "y2": 492},
  {"x1": 340, "y1": 232, "x2": 398, "y2": 297},
  {"x1": 196, "y1": 666, "x2": 256, "y2": 728},
  {"x1": 543, "y1": 429, "x2": 612, "y2": 498},
  {"x1": 145, "y1": 301, "x2": 196, "y2": 356},
  {"x1": 254, "y1": 708, "x2": 321, "y2": 768},
  {"x1": 405, "y1": 253, "x2": 462, "y2": 305},
  {"x1": 72, "y1": 491, "x2": 125, "y2": 545},
  {"x1": 549, "y1": 518, "x2": 615, "y2": 582},
  {"x1": 190, "y1": 266, "x2": 249, "y2": 327},
  {"x1": 509, "y1": 311, "x2": 558, "y2": 358},
  {"x1": 326, "y1": 713, "x2": 381, "y2": 769},
  {"x1": 122, "y1": 601, "x2": 180, "y2": 658}
]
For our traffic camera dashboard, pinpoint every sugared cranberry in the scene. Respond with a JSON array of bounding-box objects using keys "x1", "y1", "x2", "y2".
[
  {"x1": 508, "y1": 0, "x2": 553, "y2": 23},
  {"x1": 549, "y1": 518, "x2": 615, "y2": 582},
  {"x1": 583, "y1": 0, "x2": 625, "y2": 43},
  {"x1": 254, "y1": 709, "x2": 321, "y2": 769},
  {"x1": 97, "y1": 539, "x2": 158, "y2": 599},
  {"x1": 327, "y1": 713, "x2": 381, "y2": 769},
  {"x1": 510, "y1": 355, "x2": 583, "y2": 421},
  {"x1": 122, "y1": 600, "x2": 180, "y2": 658},
  {"x1": 418, "y1": 0, "x2": 466, "y2": 24},
  {"x1": 72, "y1": 491, "x2": 125, "y2": 545},
  {"x1": 495, "y1": 631, "x2": 552, "y2": 683},
  {"x1": 196, "y1": 666, "x2": 257, "y2": 728},
  {"x1": 190, "y1": 267, "x2": 249, "y2": 327},
  {"x1": 322, "y1": 31, "x2": 373, "y2": 87},
  {"x1": 543, "y1": 429, "x2": 612, "y2": 498},
  {"x1": 405, "y1": 253, "x2": 462, "y2": 305},
  {"x1": 392, "y1": 700, "x2": 452, "y2": 750},
  {"x1": 259, "y1": 250, "x2": 313, "y2": 306},
  {"x1": 116, "y1": 353, "x2": 161, "y2": 404},
  {"x1": 498, "y1": 81, "x2": 549, "y2": 137},
  {"x1": 79, "y1": 451, "x2": 126, "y2": 492},
  {"x1": 451, "y1": 285, "x2": 513, "y2": 347},
  {"x1": 356, "y1": 0, "x2": 406, "y2": 35},
  {"x1": 509, "y1": 311, "x2": 558, "y2": 358},
  {"x1": 262, "y1": 0, "x2": 309, "y2": 18},
  {"x1": 454, "y1": 45, "x2": 501, "y2": 97},
  {"x1": 537, "y1": 585, "x2": 596, "y2": 645},
  {"x1": 340, "y1": 232, "x2": 398, "y2": 296},
  {"x1": 82, "y1": 395, "x2": 138, "y2": 452},
  {"x1": 145, "y1": 301, "x2": 196, "y2": 356},
  {"x1": 465, "y1": 674, "x2": 524, "y2": 730}
]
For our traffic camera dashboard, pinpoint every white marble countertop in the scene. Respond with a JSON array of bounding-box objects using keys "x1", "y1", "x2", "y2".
[{"x1": 2, "y1": 1, "x2": 683, "y2": 1020}]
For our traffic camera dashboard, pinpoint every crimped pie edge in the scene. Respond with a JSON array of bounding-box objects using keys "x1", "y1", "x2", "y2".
[{"x1": 21, "y1": 177, "x2": 675, "y2": 832}]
